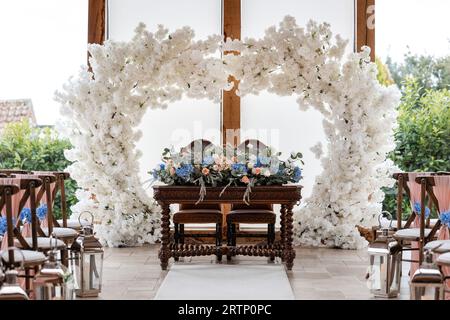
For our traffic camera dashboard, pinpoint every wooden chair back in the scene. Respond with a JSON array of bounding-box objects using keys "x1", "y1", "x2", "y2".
[
  {"x1": 179, "y1": 140, "x2": 221, "y2": 211},
  {"x1": 31, "y1": 171, "x2": 70, "y2": 228},
  {"x1": 0, "y1": 176, "x2": 42, "y2": 257},
  {"x1": 393, "y1": 172, "x2": 435, "y2": 230},
  {"x1": 232, "y1": 139, "x2": 272, "y2": 211},
  {"x1": 0, "y1": 179, "x2": 21, "y2": 264},
  {"x1": 14, "y1": 173, "x2": 58, "y2": 235}
]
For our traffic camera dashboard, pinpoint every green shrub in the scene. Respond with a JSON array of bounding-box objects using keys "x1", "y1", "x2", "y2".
[
  {"x1": 382, "y1": 78, "x2": 450, "y2": 219},
  {"x1": 0, "y1": 120, "x2": 76, "y2": 219}
]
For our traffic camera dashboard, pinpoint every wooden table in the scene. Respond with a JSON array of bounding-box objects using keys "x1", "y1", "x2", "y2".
[{"x1": 153, "y1": 185, "x2": 302, "y2": 270}]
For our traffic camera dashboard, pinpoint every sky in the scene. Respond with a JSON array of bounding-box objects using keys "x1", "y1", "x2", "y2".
[{"x1": 0, "y1": 0, "x2": 449, "y2": 126}]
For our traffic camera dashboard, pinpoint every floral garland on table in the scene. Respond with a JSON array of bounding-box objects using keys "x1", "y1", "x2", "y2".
[
  {"x1": 56, "y1": 24, "x2": 232, "y2": 247},
  {"x1": 151, "y1": 144, "x2": 303, "y2": 203},
  {"x1": 223, "y1": 17, "x2": 400, "y2": 249},
  {"x1": 57, "y1": 16, "x2": 400, "y2": 248}
]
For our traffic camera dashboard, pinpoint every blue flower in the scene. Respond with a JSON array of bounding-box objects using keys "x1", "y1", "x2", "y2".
[
  {"x1": 232, "y1": 163, "x2": 247, "y2": 173},
  {"x1": 413, "y1": 202, "x2": 431, "y2": 218},
  {"x1": 0, "y1": 217, "x2": 7, "y2": 236},
  {"x1": 159, "y1": 163, "x2": 166, "y2": 170},
  {"x1": 440, "y1": 211, "x2": 450, "y2": 227},
  {"x1": 202, "y1": 156, "x2": 214, "y2": 166},
  {"x1": 293, "y1": 166, "x2": 302, "y2": 182},
  {"x1": 19, "y1": 208, "x2": 32, "y2": 224},
  {"x1": 175, "y1": 164, "x2": 194, "y2": 179},
  {"x1": 37, "y1": 204, "x2": 48, "y2": 221}
]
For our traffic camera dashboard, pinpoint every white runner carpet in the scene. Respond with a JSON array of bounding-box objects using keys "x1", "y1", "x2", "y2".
[{"x1": 154, "y1": 264, "x2": 294, "y2": 300}]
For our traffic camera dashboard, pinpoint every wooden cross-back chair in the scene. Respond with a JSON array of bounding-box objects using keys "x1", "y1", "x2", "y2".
[
  {"x1": 415, "y1": 174, "x2": 450, "y2": 262},
  {"x1": 0, "y1": 178, "x2": 47, "y2": 294},
  {"x1": 393, "y1": 172, "x2": 448, "y2": 266},
  {"x1": 0, "y1": 175, "x2": 68, "y2": 264},
  {"x1": 173, "y1": 139, "x2": 223, "y2": 261},
  {"x1": 227, "y1": 139, "x2": 276, "y2": 261},
  {"x1": 3, "y1": 171, "x2": 79, "y2": 243},
  {"x1": 393, "y1": 172, "x2": 434, "y2": 231}
]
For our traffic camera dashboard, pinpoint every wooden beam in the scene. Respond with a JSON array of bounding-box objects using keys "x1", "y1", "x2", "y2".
[
  {"x1": 222, "y1": 0, "x2": 241, "y2": 146},
  {"x1": 88, "y1": 0, "x2": 106, "y2": 65},
  {"x1": 222, "y1": 0, "x2": 241, "y2": 232},
  {"x1": 356, "y1": 0, "x2": 375, "y2": 61}
]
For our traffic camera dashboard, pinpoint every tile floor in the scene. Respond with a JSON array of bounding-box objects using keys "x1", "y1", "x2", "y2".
[{"x1": 96, "y1": 244, "x2": 411, "y2": 300}]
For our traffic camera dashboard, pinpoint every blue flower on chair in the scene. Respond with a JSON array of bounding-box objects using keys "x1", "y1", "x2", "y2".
[
  {"x1": 0, "y1": 217, "x2": 7, "y2": 236},
  {"x1": 19, "y1": 208, "x2": 32, "y2": 224},
  {"x1": 37, "y1": 204, "x2": 48, "y2": 221},
  {"x1": 413, "y1": 202, "x2": 431, "y2": 218},
  {"x1": 440, "y1": 211, "x2": 450, "y2": 227}
]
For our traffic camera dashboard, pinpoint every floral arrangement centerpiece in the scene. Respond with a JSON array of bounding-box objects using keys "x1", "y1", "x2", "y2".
[{"x1": 151, "y1": 143, "x2": 303, "y2": 204}]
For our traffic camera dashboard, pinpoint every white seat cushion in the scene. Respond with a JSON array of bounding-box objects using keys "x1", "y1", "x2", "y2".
[
  {"x1": 1, "y1": 249, "x2": 46, "y2": 266},
  {"x1": 15, "y1": 237, "x2": 66, "y2": 250},
  {"x1": 437, "y1": 252, "x2": 450, "y2": 266},
  {"x1": 393, "y1": 228, "x2": 432, "y2": 241},
  {"x1": 57, "y1": 218, "x2": 89, "y2": 229},
  {"x1": 42, "y1": 227, "x2": 78, "y2": 239},
  {"x1": 424, "y1": 240, "x2": 450, "y2": 253}
]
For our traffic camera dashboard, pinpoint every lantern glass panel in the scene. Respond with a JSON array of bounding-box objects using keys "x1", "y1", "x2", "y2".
[
  {"x1": 368, "y1": 247, "x2": 401, "y2": 298},
  {"x1": 81, "y1": 251, "x2": 103, "y2": 292}
]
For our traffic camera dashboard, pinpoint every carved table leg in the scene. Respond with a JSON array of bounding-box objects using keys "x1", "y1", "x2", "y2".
[
  {"x1": 280, "y1": 204, "x2": 286, "y2": 261},
  {"x1": 280, "y1": 204, "x2": 286, "y2": 245},
  {"x1": 283, "y1": 204, "x2": 296, "y2": 270},
  {"x1": 158, "y1": 203, "x2": 171, "y2": 270}
]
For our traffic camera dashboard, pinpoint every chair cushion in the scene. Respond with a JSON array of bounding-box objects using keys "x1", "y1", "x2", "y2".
[
  {"x1": 14, "y1": 237, "x2": 66, "y2": 250},
  {"x1": 393, "y1": 228, "x2": 432, "y2": 241},
  {"x1": 42, "y1": 227, "x2": 78, "y2": 239},
  {"x1": 1, "y1": 249, "x2": 46, "y2": 266},
  {"x1": 57, "y1": 218, "x2": 90, "y2": 229},
  {"x1": 173, "y1": 210, "x2": 222, "y2": 224},
  {"x1": 437, "y1": 252, "x2": 450, "y2": 266},
  {"x1": 411, "y1": 268, "x2": 443, "y2": 283},
  {"x1": 227, "y1": 210, "x2": 276, "y2": 224},
  {"x1": 424, "y1": 240, "x2": 450, "y2": 254}
]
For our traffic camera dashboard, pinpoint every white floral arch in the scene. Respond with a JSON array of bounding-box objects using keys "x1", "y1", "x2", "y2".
[{"x1": 57, "y1": 16, "x2": 400, "y2": 248}]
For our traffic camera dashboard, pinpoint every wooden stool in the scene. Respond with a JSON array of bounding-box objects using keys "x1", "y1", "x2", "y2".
[
  {"x1": 226, "y1": 204, "x2": 276, "y2": 261},
  {"x1": 173, "y1": 204, "x2": 223, "y2": 261}
]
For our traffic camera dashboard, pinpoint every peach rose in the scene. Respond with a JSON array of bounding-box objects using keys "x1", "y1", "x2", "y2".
[
  {"x1": 241, "y1": 175, "x2": 250, "y2": 184},
  {"x1": 202, "y1": 167, "x2": 210, "y2": 175},
  {"x1": 253, "y1": 167, "x2": 261, "y2": 175}
]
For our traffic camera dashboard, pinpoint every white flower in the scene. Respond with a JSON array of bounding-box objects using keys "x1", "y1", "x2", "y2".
[{"x1": 56, "y1": 16, "x2": 400, "y2": 249}]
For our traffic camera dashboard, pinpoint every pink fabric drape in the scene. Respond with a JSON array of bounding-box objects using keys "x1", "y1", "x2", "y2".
[
  {"x1": 407, "y1": 173, "x2": 422, "y2": 277},
  {"x1": 433, "y1": 176, "x2": 450, "y2": 299}
]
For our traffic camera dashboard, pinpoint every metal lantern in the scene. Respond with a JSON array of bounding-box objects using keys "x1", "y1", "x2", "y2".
[
  {"x1": 371, "y1": 211, "x2": 396, "y2": 242},
  {"x1": 0, "y1": 248, "x2": 29, "y2": 300},
  {"x1": 34, "y1": 237, "x2": 75, "y2": 300},
  {"x1": 410, "y1": 250, "x2": 444, "y2": 300},
  {"x1": 70, "y1": 212, "x2": 104, "y2": 298},
  {"x1": 367, "y1": 228, "x2": 402, "y2": 298}
]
